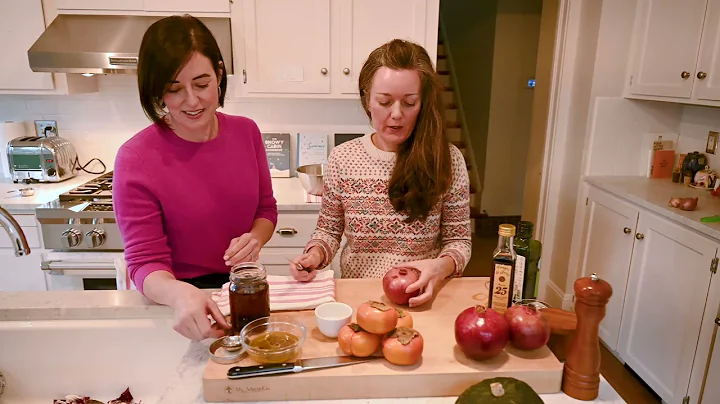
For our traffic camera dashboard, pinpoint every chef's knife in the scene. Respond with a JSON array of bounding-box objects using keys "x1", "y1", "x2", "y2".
[{"x1": 227, "y1": 356, "x2": 379, "y2": 379}]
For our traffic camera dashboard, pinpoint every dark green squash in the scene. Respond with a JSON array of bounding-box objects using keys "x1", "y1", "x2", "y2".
[{"x1": 455, "y1": 377, "x2": 544, "y2": 404}]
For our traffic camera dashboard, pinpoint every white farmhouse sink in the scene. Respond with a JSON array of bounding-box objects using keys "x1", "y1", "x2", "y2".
[{"x1": 0, "y1": 319, "x2": 189, "y2": 403}]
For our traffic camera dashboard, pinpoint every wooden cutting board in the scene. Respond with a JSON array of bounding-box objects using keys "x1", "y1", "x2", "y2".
[{"x1": 203, "y1": 278, "x2": 563, "y2": 402}]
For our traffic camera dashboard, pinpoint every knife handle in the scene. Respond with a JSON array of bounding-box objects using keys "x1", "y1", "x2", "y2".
[{"x1": 227, "y1": 363, "x2": 298, "y2": 379}]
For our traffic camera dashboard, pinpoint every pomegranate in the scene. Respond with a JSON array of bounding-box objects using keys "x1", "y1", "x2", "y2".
[
  {"x1": 504, "y1": 305, "x2": 551, "y2": 350},
  {"x1": 383, "y1": 267, "x2": 420, "y2": 305},
  {"x1": 455, "y1": 305, "x2": 509, "y2": 360}
]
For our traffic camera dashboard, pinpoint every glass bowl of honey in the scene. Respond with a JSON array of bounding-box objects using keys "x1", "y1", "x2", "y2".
[{"x1": 240, "y1": 315, "x2": 306, "y2": 364}]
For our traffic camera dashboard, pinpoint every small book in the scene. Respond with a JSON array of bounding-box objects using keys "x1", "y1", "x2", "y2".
[
  {"x1": 262, "y1": 133, "x2": 291, "y2": 178},
  {"x1": 650, "y1": 149, "x2": 675, "y2": 179},
  {"x1": 297, "y1": 133, "x2": 328, "y2": 169}
]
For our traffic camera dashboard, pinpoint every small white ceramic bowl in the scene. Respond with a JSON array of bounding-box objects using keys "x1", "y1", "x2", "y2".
[{"x1": 314, "y1": 302, "x2": 352, "y2": 338}]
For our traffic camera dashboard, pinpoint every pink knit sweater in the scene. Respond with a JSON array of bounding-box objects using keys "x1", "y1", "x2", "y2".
[{"x1": 113, "y1": 112, "x2": 278, "y2": 293}]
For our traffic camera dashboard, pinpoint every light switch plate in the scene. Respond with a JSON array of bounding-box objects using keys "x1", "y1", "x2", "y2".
[{"x1": 34, "y1": 120, "x2": 58, "y2": 137}]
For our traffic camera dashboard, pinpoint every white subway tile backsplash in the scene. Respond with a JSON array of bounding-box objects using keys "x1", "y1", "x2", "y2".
[
  {"x1": 26, "y1": 99, "x2": 59, "y2": 115},
  {"x1": 585, "y1": 97, "x2": 682, "y2": 176},
  {"x1": 0, "y1": 75, "x2": 372, "y2": 169}
]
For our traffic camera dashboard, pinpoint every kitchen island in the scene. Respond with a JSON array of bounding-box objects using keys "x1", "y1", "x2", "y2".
[{"x1": 0, "y1": 278, "x2": 626, "y2": 403}]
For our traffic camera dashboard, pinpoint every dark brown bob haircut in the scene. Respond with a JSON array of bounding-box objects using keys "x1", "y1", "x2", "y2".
[{"x1": 137, "y1": 14, "x2": 227, "y2": 128}]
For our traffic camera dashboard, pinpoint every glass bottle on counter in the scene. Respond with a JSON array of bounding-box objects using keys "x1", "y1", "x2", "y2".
[
  {"x1": 229, "y1": 262, "x2": 270, "y2": 334},
  {"x1": 513, "y1": 220, "x2": 543, "y2": 301},
  {"x1": 488, "y1": 224, "x2": 516, "y2": 314}
]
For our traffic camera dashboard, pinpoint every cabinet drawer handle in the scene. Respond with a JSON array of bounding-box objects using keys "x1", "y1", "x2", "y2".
[
  {"x1": 321, "y1": 68, "x2": 328, "y2": 75},
  {"x1": 635, "y1": 233, "x2": 645, "y2": 240},
  {"x1": 623, "y1": 227, "x2": 632, "y2": 234},
  {"x1": 698, "y1": 71, "x2": 708, "y2": 80},
  {"x1": 681, "y1": 71, "x2": 690, "y2": 79},
  {"x1": 276, "y1": 228, "x2": 298, "y2": 236}
]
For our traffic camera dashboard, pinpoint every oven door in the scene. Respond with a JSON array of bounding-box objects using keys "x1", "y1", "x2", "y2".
[{"x1": 41, "y1": 252, "x2": 124, "y2": 291}]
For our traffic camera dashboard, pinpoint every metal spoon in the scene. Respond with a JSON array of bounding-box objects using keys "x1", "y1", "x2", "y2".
[{"x1": 285, "y1": 257, "x2": 313, "y2": 272}]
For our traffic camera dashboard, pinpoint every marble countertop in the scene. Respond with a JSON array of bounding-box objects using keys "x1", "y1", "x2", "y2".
[
  {"x1": 585, "y1": 175, "x2": 720, "y2": 242},
  {"x1": 0, "y1": 174, "x2": 320, "y2": 214},
  {"x1": 0, "y1": 286, "x2": 625, "y2": 403}
]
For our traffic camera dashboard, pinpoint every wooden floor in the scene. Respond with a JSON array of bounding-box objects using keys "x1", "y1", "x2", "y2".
[{"x1": 465, "y1": 235, "x2": 661, "y2": 403}]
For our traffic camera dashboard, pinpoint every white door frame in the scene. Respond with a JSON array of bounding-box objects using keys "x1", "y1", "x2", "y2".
[{"x1": 533, "y1": 0, "x2": 582, "y2": 306}]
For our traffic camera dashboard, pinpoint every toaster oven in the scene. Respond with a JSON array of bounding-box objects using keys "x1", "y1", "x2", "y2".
[{"x1": 6, "y1": 136, "x2": 77, "y2": 183}]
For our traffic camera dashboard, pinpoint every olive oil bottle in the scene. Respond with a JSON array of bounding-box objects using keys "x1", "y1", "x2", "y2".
[
  {"x1": 513, "y1": 220, "x2": 542, "y2": 300},
  {"x1": 488, "y1": 224, "x2": 517, "y2": 314}
]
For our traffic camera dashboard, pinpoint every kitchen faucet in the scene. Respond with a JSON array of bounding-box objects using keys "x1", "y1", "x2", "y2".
[{"x1": 0, "y1": 206, "x2": 30, "y2": 256}]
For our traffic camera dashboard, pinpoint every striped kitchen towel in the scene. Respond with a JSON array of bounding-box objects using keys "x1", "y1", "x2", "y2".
[{"x1": 212, "y1": 269, "x2": 336, "y2": 314}]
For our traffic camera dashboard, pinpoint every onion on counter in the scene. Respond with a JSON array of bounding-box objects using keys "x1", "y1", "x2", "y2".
[{"x1": 668, "y1": 196, "x2": 698, "y2": 211}]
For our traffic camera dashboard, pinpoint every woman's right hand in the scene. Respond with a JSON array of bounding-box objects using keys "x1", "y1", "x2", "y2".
[
  {"x1": 169, "y1": 281, "x2": 230, "y2": 341},
  {"x1": 289, "y1": 247, "x2": 324, "y2": 282}
]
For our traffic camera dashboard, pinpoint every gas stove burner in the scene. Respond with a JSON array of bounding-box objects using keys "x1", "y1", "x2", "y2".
[
  {"x1": 59, "y1": 172, "x2": 114, "y2": 201},
  {"x1": 82, "y1": 203, "x2": 114, "y2": 212}
]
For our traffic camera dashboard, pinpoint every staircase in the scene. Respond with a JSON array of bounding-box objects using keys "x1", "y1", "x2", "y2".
[{"x1": 437, "y1": 35, "x2": 485, "y2": 232}]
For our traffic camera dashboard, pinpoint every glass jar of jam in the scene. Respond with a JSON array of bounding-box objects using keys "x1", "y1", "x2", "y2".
[{"x1": 229, "y1": 263, "x2": 270, "y2": 334}]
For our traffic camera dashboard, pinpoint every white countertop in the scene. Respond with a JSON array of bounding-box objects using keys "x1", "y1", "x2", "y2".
[
  {"x1": 0, "y1": 289, "x2": 626, "y2": 403},
  {"x1": 586, "y1": 175, "x2": 720, "y2": 242},
  {"x1": 0, "y1": 172, "x2": 103, "y2": 214},
  {"x1": 0, "y1": 174, "x2": 320, "y2": 214}
]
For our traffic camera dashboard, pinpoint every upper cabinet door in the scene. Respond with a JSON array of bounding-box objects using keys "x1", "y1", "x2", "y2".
[
  {"x1": 55, "y1": 0, "x2": 144, "y2": 10},
  {"x1": 0, "y1": 0, "x2": 54, "y2": 91},
  {"x1": 339, "y1": 0, "x2": 427, "y2": 94},
  {"x1": 581, "y1": 187, "x2": 639, "y2": 352},
  {"x1": 628, "y1": 0, "x2": 708, "y2": 99},
  {"x1": 694, "y1": 0, "x2": 720, "y2": 101},
  {"x1": 144, "y1": 0, "x2": 230, "y2": 13},
  {"x1": 240, "y1": 0, "x2": 331, "y2": 94},
  {"x1": 618, "y1": 210, "x2": 716, "y2": 404}
]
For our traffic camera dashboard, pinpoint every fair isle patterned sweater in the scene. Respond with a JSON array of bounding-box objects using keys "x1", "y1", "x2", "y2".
[{"x1": 305, "y1": 133, "x2": 472, "y2": 278}]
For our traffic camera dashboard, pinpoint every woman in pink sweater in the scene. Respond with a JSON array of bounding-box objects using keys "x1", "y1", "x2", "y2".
[
  {"x1": 113, "y1": 16, "x2": 277, "y2": 341},
  {"x1": 289, "y1": 39, "x2": 472, "y2": 307}
]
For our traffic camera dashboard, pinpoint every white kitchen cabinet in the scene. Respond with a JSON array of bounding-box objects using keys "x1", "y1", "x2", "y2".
[
  {"x1": 0, "y1": 0, "x2": 99, "y2": 95},
  {"x1": 618, "y1": 210, "x2": 717, "y2": 404},
  {"x1": 232, "y1": 0, "x2": 439, "y2": 98},
  {"x1": 55, "y1": 0, "x2": 144, "y2": 11},
  {"x1": 0, "y1": 0, "x2": 54, "y2": 91},
  {"x1": 143, "y1": 0, "x2": 230, "y2": 13},
  {"x1": 626, "y1": 0, "x2": 707, "y2": 99},
  {"x1": 0, "y1": 251, "x2": 46, "y2": 291},
  {"x1": 0, "y1": 213, "x2": 47, "y2": 292},
  {"x1": 239, "y1": 0, "x2": 331, "y2": 95},
  {"x1": 55, "y1": 0, "x2": 229, "y2": 13},
  {"x1": 625, "y1": 0, "x2": 720, "y2": 106},
  {"x1": 338, "y1": 0, "x2": 428, "y2": 94},
  {"x1": 579, "y1": 187, "x2": 639, "y2": 352},
  {"x1": 693, "y1": 0, "x2": 720, "y2": 102}
]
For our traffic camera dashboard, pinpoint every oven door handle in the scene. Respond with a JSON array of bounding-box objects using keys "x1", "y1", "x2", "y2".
[{"x1": 41, "y1": 260, "x2": 117, "y2": 277}]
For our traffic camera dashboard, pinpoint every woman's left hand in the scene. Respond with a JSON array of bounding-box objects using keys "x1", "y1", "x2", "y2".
[
  {"x1": 224, "y1": 233, "x2": 262, "y2": 267},
  {"x1": 400, "y1": 257, "x2": 456, "y2": 307}
]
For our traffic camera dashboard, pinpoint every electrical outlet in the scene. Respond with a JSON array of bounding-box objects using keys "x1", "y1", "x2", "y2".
[{"x1": 34, "y1": 120, "x2": 58, "y2": 137}]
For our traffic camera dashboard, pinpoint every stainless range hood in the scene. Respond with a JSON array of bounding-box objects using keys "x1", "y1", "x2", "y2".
[{"x1": 28, "y1": 14, "x2": 234, "y2": 75}]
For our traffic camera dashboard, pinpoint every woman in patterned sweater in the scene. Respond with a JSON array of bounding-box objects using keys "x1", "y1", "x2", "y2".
[{"x1": 289, "y1": 39, "x2": 472, "y2": 307}]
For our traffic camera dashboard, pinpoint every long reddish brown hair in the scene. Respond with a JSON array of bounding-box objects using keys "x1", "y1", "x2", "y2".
[{"x1": 359, "y1": 39, "x2": 451, "y2": 222}]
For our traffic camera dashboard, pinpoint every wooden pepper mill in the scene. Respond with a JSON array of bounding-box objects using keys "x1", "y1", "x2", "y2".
[{"x1": 562, "y1": 273, "x2": 612, "y2": 401}]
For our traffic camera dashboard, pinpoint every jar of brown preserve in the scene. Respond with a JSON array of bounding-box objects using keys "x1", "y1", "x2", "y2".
[{"x1": 229, "y1": 262, "x2": 270, "y2": 334}]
